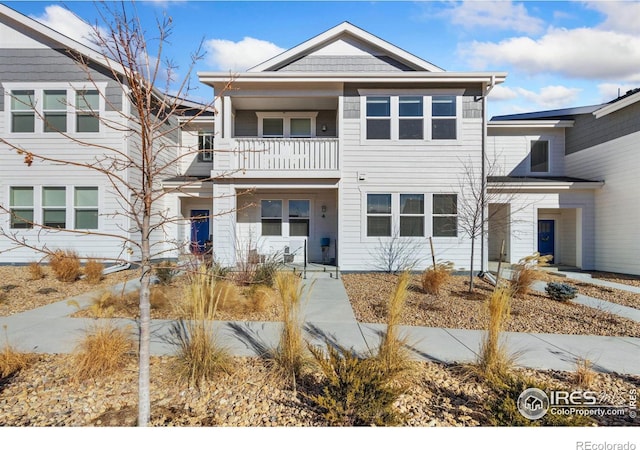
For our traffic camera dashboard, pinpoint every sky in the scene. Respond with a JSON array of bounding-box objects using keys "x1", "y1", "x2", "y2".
[{"x1": 4, "y1": 0, "x2": 640, "y2": 118}]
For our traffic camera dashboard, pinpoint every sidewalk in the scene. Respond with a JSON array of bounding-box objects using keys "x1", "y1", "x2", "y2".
[{"x1": 1, "y1": 271, "x2": 639, "y2": 375}]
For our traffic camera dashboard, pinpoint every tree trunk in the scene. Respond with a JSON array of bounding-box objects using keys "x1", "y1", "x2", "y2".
[
  {"x1": 138, "y1": 216, "x2": 151, "y2": 426},
  {"x1": 469, "y1": 235, "x2": 475, "y2": 292}
]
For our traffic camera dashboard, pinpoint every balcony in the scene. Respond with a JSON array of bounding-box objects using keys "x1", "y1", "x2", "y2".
[{"x1": 233, "y1": 138, "x2": 339, "y2": 178}]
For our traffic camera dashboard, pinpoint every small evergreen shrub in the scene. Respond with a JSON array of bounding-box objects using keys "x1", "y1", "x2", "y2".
[
  {"x1": 155, "y1": 261, "x2": 176, "y2": 285},
  {"x1": 545, "y1": 282, "x2": 578, "y2": 302},
  {"x1": 49, "y1": 250, "x2": 82, "y2": 282}
]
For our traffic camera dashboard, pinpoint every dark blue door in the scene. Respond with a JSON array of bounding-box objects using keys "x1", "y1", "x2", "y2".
[
  {"x1": 538, "y1": 219, "x2": 555, "y2": 263},
  {"x1": 190, "y1": 210, "x2": 210, "y2": 254}
]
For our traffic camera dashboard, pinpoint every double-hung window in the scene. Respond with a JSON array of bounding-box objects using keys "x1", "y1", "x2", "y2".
[
  {"x1": 11, "y1": 90, "x2": 35, "y2": 133},
  {"x1": 261, "y1": 200, "x2": 282, "y2": 236},
  {"x1": 530, "y1": 140, "x2": 549, "y2": 173},
  {"x1": 400, "y1": 194, "x2": 424, "y2": 237},
  {"x1": 9, "y1": 187, "x2": 34, "y2": 229},
  {"x1": 43, "y1": 90, "x2": 67, "y2": 132},
  {"x1": 433, "y1": 194, "x2": 457, "y2": 237},
  {"x1": 366, "y1": 194, "x2": 392, "y2": 237},
  {"x1": 198, "y1": 131, "x2": 214, "y2": 162},
  {"x1": 399, "y1": 97, "x2": 423, "y2": 140},
  {"x1": 432, "y1": 95, "x2": 457, "y2": 140},
  {"x1": 289, "y1": 200, "x2": 310, "y2": 237},
  {"x1": 42, "y1": 187, "x2": 66, "y2": 229},
  {"x1": 76, "y1": 90, "x2": 100, "y2": 133},
  {"x1": 366, "y1": 97, "x2": 391, "y2": 140},
  {"x1": 74, "y1": 187, "x2": 99, "y2": 229}
]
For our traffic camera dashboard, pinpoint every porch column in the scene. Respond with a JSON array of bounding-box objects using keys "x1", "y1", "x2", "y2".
[{"x1": 223, "y1": 96, "x2": 232, "y2": 140}]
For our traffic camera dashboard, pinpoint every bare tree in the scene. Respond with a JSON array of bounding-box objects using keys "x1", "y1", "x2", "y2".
[
  {"x1": 0, "y1": 3, "x2": 233, "y2": 425},
  {"x1": 369, "y1": 229, "x2": 424, "y2": 274}
]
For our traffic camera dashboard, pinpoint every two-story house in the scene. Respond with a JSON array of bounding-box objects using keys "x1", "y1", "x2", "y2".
[
  {"x1": 193, "y1": 22, "x2": 507, "y2": 272},
  {"x1": 487, "y1": 88, "x2": 640, "y2": 276}
]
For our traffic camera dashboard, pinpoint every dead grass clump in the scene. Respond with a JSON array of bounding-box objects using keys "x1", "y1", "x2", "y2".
[
  {"x1": 510, "y1": 253, "x2": 552, "y2": 297},
  {"x1": 84, "y1": 259, "x2": 104, "y2": 284},
  {"x1": 378, "y1": 271, "x2": 412, "y2": 373},
  {"x1": 49, "y1": 250, "x2": 82, "y2": 282},
  {"x1": 421, "y1": 262, "x2": 453, "y2": 295},
  {"x1": 244, "y1": 285, "x2": 273, "y2": 313},
  {"x1": 477, "y1": 286, "x2": 514, "y2": 381},
  {"x1": 572, "y1": 358, "x2": 596, "y2": 389},
  {"x1": 0, "y1": 327, "x2": 33, "y2": 378},
  {"x1": 72, "y1": 323, "x2": 135, "y2": 380},
  {"x1": 28, "y1": 262, "x2": 45, "y2": 281},
  {"x1": 86, "y1": 286, "x2": 168, "y2": 318}
]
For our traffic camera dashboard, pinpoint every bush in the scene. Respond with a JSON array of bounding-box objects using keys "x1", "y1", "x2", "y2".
[
  {"x1": 86, "y1": 286, "x2": 168, "y2": 318},
  {"x1": 84, "y1": 259, "x2": 104, "y2": 284},
  {"x1": 49, "y1": 250, "x2": 82, "y2": 282},
  {"x1": 545, "y1": 282, "x2": 578, "y2": 302},
  {"x1": 421, "y1": 261, "x2": 453, "y2": 295},
  {"x1": 72, "y1": 323, "x2": 135, "y2": 380},
  {"x1": 155, "y1": 261, "x2": 176, "y2": 285},
  {"x1": 0, "y1": 328, "x2": 32, "y2": 378},
  {"x1": 510, "y1": 252, "x2": 552, "y2": 297},
  {"x1": 252, "y1": 254, "x2": 283, "y2": 287},
  {"x1": 477, "y1": 286, "x2": 513, "y2": 381},
  {"x1": 27, "y1": 262, "x2": 45, "y2": 281},
  {"x1": 377, "y1": 271, "x2": 412, "y2": 374},
  {"x1": 308, "y1": 343, "x2": 405, "y2": 426}
]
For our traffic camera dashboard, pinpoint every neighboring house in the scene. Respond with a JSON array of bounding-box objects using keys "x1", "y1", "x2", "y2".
[
  {"x1": 0, "y1": 4, "x2": 199, "y2": 264},
  {"x1": 196, "y1": 22, "x2": 506, "y2": 271},
  {"x1": 488, "y1": 88, "x2": 640, "y2": 275}
]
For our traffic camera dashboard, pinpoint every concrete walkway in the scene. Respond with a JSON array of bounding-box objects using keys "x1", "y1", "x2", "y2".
[{"x1": 1, "y1": 271, "x2": 639, "y2": 375}]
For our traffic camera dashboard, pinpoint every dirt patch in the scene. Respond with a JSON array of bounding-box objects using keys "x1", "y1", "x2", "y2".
[{"x1": 343, "y1": 273, "x2": 640, "y2": 337}]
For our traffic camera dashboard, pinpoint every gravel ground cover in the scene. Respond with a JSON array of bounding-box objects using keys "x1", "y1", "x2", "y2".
[
  {"x1": 588, "y1": 271, "x2": 640, "y2": 288},
  {"x1": 0, "y1": 354, "x2": 636, "y2": 426},
  {"x1": 342, "y1": 273, "x2": 640, "y2": 337},
  {"x1": 0, "y1": 266, "x2": 135, "y2": 317}
]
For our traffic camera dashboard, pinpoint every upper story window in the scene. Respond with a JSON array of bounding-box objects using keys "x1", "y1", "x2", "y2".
[
  {"x1": 6, "y1": 84, "x2": 104, "y2": 134},
  {"x1": 530, "y1": 140, "x2": 549, "y2": 173},
  {"x1": 361, "y1": 91, "x2": 462, "y2": 142},
  {"x1": 198, "y1": 131, "x2": 214, "y2": 162},
  {"x1": 257, "y1": 112, "x2": 317, "y2": 138}
]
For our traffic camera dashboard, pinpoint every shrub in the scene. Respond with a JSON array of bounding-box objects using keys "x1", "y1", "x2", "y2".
[
  {"x1": 86, "y1": 286, "x2": 168, "y2": 318},
  {"x1": 27, "y1": 261, "x2": 45, "y2": 281},
  {"x1": 477, "y1": 286, "x2": 513, "y2": 381},
  {"x1": 209, "y1": 261, "x2": 230, "y2": 280},
  {"x1": 0, "y1": 327, "x2": 32, "y2": 378},
  {"x1": 155, "y1": 261, "x2": 176, "y2": 285},
  {"x1": 49, "y1": 250, "x2": 81, "y2": 282},
  {"x1": 377, "y1": 271, "x2": 412, "y2": 374},
  {"x1": 308, "y1": 343, "x2": 405, "y2": 426},
  {"x1": 421, "y1": 261, "x2": 453, "y2": 295},
  {"x1": 545, "y1": 282, "x2": 578, "y2": 302},
  {"x1": 84, "y1": 259, "x2": 104, "y2": 284},
  {"x1": 72, "y1": 323, "x2": 135, "y2": 380},
  {"x1": 252, "y1": 254, "x2": 283, "y2": 287},
  {"x1": 510, "y1": 252, "x2": 552, "y2": 297},
  {"x1": 572, "y1": 358, "x2": 595, "y2": 389}
]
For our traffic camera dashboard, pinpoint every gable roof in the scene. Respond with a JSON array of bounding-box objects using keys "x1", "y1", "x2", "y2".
[{"x1": 248, "y1": 21, "x2": 444, "y2": 73}]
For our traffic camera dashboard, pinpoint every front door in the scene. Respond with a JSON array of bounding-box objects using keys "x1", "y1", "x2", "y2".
[
  {"x1": 190, "y1": 209, "x2": 210, "y2": 254},
  {"x1": 538, "y1": 219, "x2": 555, "y2": 263}
]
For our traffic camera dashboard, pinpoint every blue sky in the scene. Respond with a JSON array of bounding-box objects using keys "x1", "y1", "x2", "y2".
[{"x1": 5, "y1": 1, "x2": 640, "y2": 118}]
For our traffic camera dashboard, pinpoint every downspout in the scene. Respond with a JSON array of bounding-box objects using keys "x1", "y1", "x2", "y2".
[{"x1": 480, "y1": 76, "x2": 496, "y2": 274}]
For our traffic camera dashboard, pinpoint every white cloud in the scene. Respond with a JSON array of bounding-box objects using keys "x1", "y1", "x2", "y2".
[
  {"x1": 445, "y1": 1, "x2": 545, "y2": 34},
  {"x1": 515, "y1": 85, "x2": 581, "y2": 109},
  {"x1": 585, "y1": 1, "x2": 640, "y2": 34},
  {"x1": 462, "y1": 27, "x2": 640, "y2": 81},
  {"x1": 205, "y1": 37, "x2": 284, "y2": 71},
  {"x1": 30, "y1": 5, "x2": 101, "y2": 49},
  {"x1": 487, "y1": 85, "x2": 518, "y2": 101}
]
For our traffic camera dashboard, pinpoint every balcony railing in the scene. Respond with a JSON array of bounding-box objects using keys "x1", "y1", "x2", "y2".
[{"x1": 233, "y1": 138, "x2": 339, "y2": 172}]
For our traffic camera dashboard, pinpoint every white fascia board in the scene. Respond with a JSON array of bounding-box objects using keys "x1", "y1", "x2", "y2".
[
  {"x1": 199, "y1": 71, "x2": 507, "y2": 85},
  {"x1": 488, "y1": 120, "x2": 574, "y2": 128},
  {"x1": 248, "y1": 22, "x2": 444, "y2": 73},
  {"x1": 593, "y1": 91, "x2": 640, "y2": 118},
  {"x1": 488, "y1": 181, "x2": 604, "y2": 191}
]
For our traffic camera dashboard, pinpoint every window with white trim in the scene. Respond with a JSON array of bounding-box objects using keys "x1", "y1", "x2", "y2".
[
  {"x1": 261, "y1": 200, "x2": 282, "y2": 236},
  {"x1": 11, "y1": 90, "x2": 35, "y2": 133},
  {"x1": 399, "y1": 97, "x2": 423, "y2": 140},
  {"x1": 42, "y1": 187, "x2": 66, "y2": 229},
  {"x1": 289, "y1": 200, "x2": 310, "y2": 237},
  {"x1": 530, "y1": 140, "x2": 549, "y2": 173},
  {"x1": 366, "y1": 194, "x2": 392, "y2": 237},
  {"x1": 74, "y1": 187, "x2": 99, "y2": 229},
  {"x1": 9, "y1": 187, "x2": 34, "y2": 229},
  {"x1": 433, "y1": 194, "x2": 457, "y2": 237},
  {"x1": 431, "y1": 95, "x2": 457, "y2": 140},
  {"x1": 399, "y1": 194, "x2": 424, "y2": 237},
  {"x1": 43, "y1": 90, "x2": 67, "y2": 132},
  {"x1": 257, "y1": 112, "x2": 317, "y2": 138},
  {"x1": 76, "y1": 90, "x2": 100, "y2": 133},
  {"x1": 198, "y1": 131, "x2": 214, "y2": 162},
  {"x1": 366, "y1": 97, "x2": 391, "y2": 139}
]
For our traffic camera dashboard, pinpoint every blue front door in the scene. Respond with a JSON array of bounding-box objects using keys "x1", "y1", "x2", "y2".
[
  {"x1": 190, "y1": 210, "x2": 210, "y2": 254},
  {"x1": 538, "y1": 219, "x2": 555, "y2": 263}
]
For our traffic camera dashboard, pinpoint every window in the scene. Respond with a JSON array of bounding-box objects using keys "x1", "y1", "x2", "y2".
[
  {"x1": 400, "y1": 194, "x2": 424, "y2": 237},
  {"x1": 11, "y1": 90, "x2": 35, "y2": 133},
  {"x1": 263, "y1": 118, "x2": 284, "y2": 137},
  {"x1": 257, "y1": 112, "x2": 318, "y2": 138},
  {"x1": 198, "y1": 132, "x2": 214, "y2": 162},
  {"x1": 366, "y1": 97, "x2": 391, "y2": 139},
  {"x1": 530, "y1": 140, "x2": 549, "y2": 173},
  {"x1": 289, "y1": 200, "x2": 310, "y2": 237},
  {"x1": 42, "y1": 187, "x2": 66, "y2": 228},
  {"x1": 432, "y1": 95, "x2": 456, "y2": 140},
  {"x1": 261, "y1": 200, "x2": 282, "y2": 236},
  {"x1": 43, "y1": 90, "x2": 67, "y2": 132},
  {"x1": 399, "y1": 97, "x2": 423, "y2": 140},
  {"x1": 9, "y1": 187, "x2": 34, "y2": 229},
  {"x1": 367, "y1": 194, "x2": 392, "y2": 237},
  {"x1": 76, "y1": 90, "x2": 99, "y2": 132},
  {"x1": 433, "y1": 194, "x2": 457, "y2": 237},
  {"x1": 75, "y1": 187, "x2": 98, "y2": 229},
  {"x1": 290, "y1": 118, "x2": 311, "y2": 137}
]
